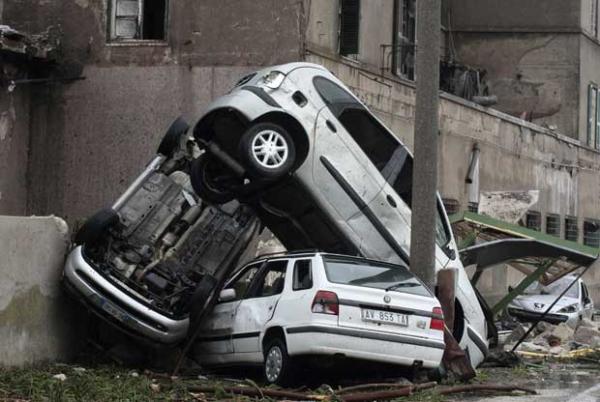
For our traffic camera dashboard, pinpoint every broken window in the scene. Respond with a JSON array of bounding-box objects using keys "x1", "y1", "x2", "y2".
[
  {"x1": 468, "y1": 202, "x2": 479, "y2": 213},
  {"x1": 225, "y1": 263, "x2": 261, "y2": 301},
  {"x1": 392, "y1": 0, "x2": 416, "y2": 80},
  {"x1": 587, "y1": 83, "x2": 600, "y2": 148},
  {"x1": 525, "y1": 211, "x2": 541, "y2": 231},
  {"x1": 255, "y1": 260, "x2": 287, "y2": 297},
  {"x1": 109, "y1": 0, "x2": 167, "y2": 41},
  {"x1": 339, "y1": 0, "x2": 360, "y2": 56},
  {"x1": 584, "y1": 219, "x2": 600, "y2": 248},
  {"x1": 293, "y1": 260, "x2": 313, "y2": 291},
  {"x1": 546, "y1": 214, "x2": 560, "y2": 237},
  {"x1": 565, "y1": 216, "x2": 578, "y2": 242}
]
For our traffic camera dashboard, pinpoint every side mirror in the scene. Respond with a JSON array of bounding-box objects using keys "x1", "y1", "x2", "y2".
[
  {"x1": 584, "y1": 297, "x2": 592, "y2": 305},
  {"x1": 219, "y1": 288, "x2": 236, "y2": 302},
  {"x1": 508, "y1": 286, "x2": 514, "y2": 293}
]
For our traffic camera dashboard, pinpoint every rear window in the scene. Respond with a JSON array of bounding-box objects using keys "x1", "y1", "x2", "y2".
[{"x1": 323, "y1": 257, "x2": 432, "y2": 297}]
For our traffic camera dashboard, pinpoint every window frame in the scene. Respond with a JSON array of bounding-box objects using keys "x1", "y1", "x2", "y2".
[
  {"x1": 223, "y1": 262, "x2": 264, "y2": 302},
  {"x1": 583, "y1": 218, "x2": 600, "y2": 248},
  {"x1": 587, "y1": 83, "x2": 599, "y2": 149},
  {"x1": 108, "y1": 0, "x2": 169, "y2": 44},
  {"x1": 546, "y1": 213, "x2": 561, "y2": 237},
  {"x1": 292, "y1": 259, "x2": 313, "y2": 291},
  {"x1": 249, "y1": 259, "x2": 289, "y2": 299},
  {"x1": 564, "y1": 216, "x2": 578, "y2": 242},
  {"x1": 525, "y1": 211, "x2": 541, "y2": 231},
  {"x1": 339, "y1": 0, "x2": 361, "y2": 57}
]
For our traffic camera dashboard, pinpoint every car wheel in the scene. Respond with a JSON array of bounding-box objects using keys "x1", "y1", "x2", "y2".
[
  {"x1": 190, "y1": 156, "x2": 236, "y2": 204},
  {"x1": 157, "y1": 117, "x2": 189, "y2": 157},
  {"x1": 75, "y1": 208, "x2": 119, "y2": 246},
  {"x1": 263, "y1": 337, "x2": 294, "y2": 386},
  {"x1": 239, "y1": 123, "x2": 296, "y2": 179}
]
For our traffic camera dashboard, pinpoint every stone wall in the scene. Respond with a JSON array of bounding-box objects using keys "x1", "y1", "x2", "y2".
[{"x1": 0, "y1": 216, "x2": 82, "y2": 366}]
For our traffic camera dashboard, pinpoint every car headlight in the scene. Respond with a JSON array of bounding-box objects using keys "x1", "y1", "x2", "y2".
[
  {"x1": 263, "y1": 71, "x2": 285, "y2": 89},
  {"x1": 558, "y1": 304, "x2": 578, "y2": 313}
]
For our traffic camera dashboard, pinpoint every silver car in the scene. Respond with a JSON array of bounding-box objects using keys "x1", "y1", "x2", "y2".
[
  {"x1": 508, "y1": 275, "x2": 594, "y2": 327},
  {"x1": 63, "y1": 118, "x2": 261, "y2": 344},
  {"x1": 190, "y1": 62, "x2": 490, "y2": 367}
]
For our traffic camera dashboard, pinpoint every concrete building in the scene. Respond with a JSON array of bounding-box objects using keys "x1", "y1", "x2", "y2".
[{"x1": 1, "y1": 0, "x2": 600, "y2": 304}]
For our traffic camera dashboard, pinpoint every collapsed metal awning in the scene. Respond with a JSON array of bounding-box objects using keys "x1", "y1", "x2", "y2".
[{"x1": 450, "y1": 211, "x2": 599, "y2": 315}]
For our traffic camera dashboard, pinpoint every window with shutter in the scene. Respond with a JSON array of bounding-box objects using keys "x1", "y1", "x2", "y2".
[
  {"x1": 110, "y1": 0, "x2": 167, "y2": 42},
  {"x1": 339, "y1": 0, "x2": 360, "y2": 56}
]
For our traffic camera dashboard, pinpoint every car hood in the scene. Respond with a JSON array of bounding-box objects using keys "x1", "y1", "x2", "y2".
[{"x1": 509, "y1": 294, "x2": 579, "y2": 313}]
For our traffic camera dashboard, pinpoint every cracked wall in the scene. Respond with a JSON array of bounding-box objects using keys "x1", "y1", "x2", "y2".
[{"x1": 453, "y1": 33, "x2": 581, "y2": 139}]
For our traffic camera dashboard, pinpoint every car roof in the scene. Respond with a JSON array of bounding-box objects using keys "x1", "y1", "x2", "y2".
[{"x1": 248, "y1": 250, "x2": 410, "y2": 269}]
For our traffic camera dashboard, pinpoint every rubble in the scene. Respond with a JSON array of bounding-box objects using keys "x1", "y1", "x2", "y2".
[{"x1": 573, "y1": 326, "x2": 600, "y2": 347}]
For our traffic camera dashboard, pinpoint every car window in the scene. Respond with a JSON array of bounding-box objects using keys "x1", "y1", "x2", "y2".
[
  {"x1": 255, "y1": 260, "x2": 288, "y2": 298},
  {"x1": 224, "y1": 263, "x2": 261, "y2": 301},
  {"x1": 323, "y1": 256, "x2": 432, "y2": 297},
  {"x1": 524, "y1": 278, "x2": 579, "y2": 299},
  {"x1": 293, "y1": 259, "x2": 313, "y2": 291},
  {"x1": 582, "y1": 283, "x2": 589, "y2": 302},
  {"x1": 314, "y1": 77, "x2": 452, "y2": 250}
]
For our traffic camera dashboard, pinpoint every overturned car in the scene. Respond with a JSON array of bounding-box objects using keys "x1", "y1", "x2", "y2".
[{"x1": 63, "y1": 119, "x2": 261, "y2": 344}]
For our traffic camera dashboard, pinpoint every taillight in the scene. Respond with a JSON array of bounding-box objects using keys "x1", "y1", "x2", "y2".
[
  {"x1": 430, "y1": 307, "x2": 445, "y2": 331},
  {"x1": 311, "y1": 291, "x2": 339, "y2": 315}
]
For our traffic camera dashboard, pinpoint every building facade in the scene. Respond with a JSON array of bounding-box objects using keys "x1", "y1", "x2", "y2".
[{"x1": 2, "y1": 0, "x2": 600, "y2": 300}]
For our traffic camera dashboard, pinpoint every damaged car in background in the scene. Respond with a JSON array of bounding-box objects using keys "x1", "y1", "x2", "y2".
[
  {"x1": 63, "y1": 118, "x2": 261, "y2": 344},
  {"x1": 190, "y1": 62, "x2": 491, "y2": 367},
  {"x1": 508, "y1": 274, "x2": 594, "y2": 327}
]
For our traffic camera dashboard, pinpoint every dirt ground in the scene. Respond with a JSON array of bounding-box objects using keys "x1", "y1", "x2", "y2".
[{"x1": 2, "y1": 359, "x2": 599, "y2": 402}]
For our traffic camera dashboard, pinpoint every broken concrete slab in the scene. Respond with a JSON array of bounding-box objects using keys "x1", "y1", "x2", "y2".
[
  {"x1": 549, "y1": 323, "x2": 574, "y2": 343},
  {"x1": 573, "y1": 325, "x2": 600, "y2": 347},
  {"x1": 0, "y1": 215, "x2": 84, "y2": 367}
]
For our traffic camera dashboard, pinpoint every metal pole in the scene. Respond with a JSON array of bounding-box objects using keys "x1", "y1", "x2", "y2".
[{"x1": 410, "y1": 0, "x2": 441, "y2": 289}]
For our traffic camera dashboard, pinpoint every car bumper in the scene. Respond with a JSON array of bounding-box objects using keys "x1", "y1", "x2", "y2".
[
  {"x1": 508, "y1": 308, "x2": 574, "y2": 325},
  {"x1": 63, "y1": 246, "x2": 189, "y2": 344},
  {"x1": 285, "y1": 324, "x2": 444, "y2": 369}
]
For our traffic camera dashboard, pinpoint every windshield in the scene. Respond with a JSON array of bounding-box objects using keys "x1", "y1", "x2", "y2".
[
  {"x1": 323, "y1": 257, "x2": 432, "y2": 297},
  {"x1": 523, "y1": 278, "x2": 579, "y2": 299}
]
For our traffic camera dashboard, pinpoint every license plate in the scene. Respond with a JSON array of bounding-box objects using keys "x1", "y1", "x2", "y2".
[
  {"x1": 362, "y1": 308, "x2": 408, "y2": 326},
  {"x1": 90, "y1": 294, "x2": 134, "y2": 324}
]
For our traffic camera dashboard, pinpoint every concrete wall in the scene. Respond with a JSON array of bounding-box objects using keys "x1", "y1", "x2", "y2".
[
  {"x1": 449, "y1": 0, "x2": 580, "y2": 32},
  {"x1": 0, "y1": 67, "x2": 31, "y2": 216},
  {"x1": 1, "y1": 0, "x2": 307, "y2": 226},
  {"x1": 0, "y1": 216, "x2": 83, "y2": 366},
  {"x1": 453, "y1": 33, "x2": 581, "y2": 139}
]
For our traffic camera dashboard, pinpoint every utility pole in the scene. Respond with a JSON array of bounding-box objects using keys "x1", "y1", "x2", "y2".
[{"x1": 410, "y1": 0, "x2": 441, "y2": 290}]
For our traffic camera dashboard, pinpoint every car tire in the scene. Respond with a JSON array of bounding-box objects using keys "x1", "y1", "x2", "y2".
[
  {"x1": 239, "y1": 123, "x2": 296, "y2": 179},
  {"x1": 263, "y1": 337, "x2": 294, "y2": 386},
  {"x1": 74, "y1": 208, "x2": 119, "y2": 246},
  {"x1": 157, "y1": 117, "x2": 189, "y2": 157},
  {"x1": 190, "y1": 156, "x2": 236, "y2": 204}
]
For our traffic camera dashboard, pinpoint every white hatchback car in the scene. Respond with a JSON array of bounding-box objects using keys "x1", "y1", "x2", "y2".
[
  {"x1": 508, "y1": 275, "x2": 594, "y2": 327},
  {"x1": 194, "y1": 252, "x2": 446, "y2": 385}
]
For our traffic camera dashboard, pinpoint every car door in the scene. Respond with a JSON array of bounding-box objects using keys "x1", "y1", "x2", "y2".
[
  {"x1": 231, "y1": 259, "x2": 289, "y2": 357},
  {"x1": 199, "y1": 263, "x2": 262, "y2": 355},
  {"x1": 310, "y1": 78, "x2": 386, "y2": 220}
]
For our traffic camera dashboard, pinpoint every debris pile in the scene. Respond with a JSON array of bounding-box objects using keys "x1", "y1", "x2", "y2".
[{"x1": 503, "y1": 319, "x2": 600, "y2": 359}]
